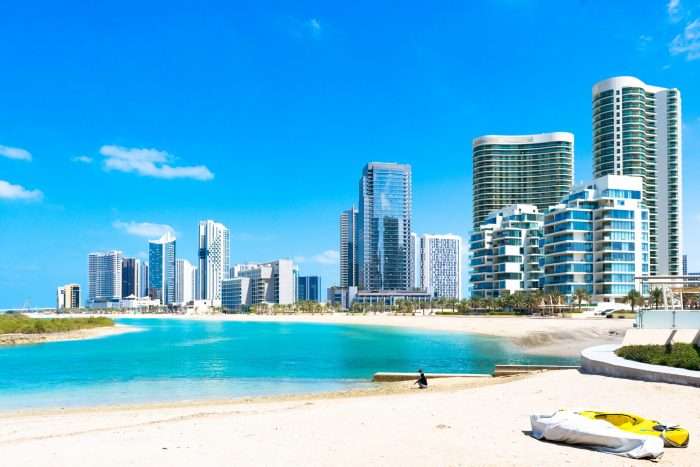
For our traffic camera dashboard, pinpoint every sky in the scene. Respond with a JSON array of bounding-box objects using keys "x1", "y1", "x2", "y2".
[{"x1": 0, "y1": 0, "x2": 699, "y2": 308}]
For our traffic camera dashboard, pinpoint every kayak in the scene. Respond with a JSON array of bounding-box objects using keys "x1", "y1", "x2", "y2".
[{"x1": 578, "y1": 411, "x2": 689, "y2": 448}]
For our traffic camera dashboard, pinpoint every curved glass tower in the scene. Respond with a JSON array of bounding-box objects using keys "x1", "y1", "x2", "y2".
[
  {"x1": 472, "y1": 133, "x2": 574, "y2": 229},
  {"x1": 592, "y1": 76, "x2": 682, "y2": 276},
  {"x1": 358, "y1": 162, "x2": 412, "y2": 290}
]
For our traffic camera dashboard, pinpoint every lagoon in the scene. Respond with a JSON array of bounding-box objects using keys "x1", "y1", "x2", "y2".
[{"x1": 0, "y1": 318, "x2": 578, "y2": 410}]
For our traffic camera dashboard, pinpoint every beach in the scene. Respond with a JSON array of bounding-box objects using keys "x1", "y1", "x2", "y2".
[
  {"x1": 0, "y1": 323, "x2": 140, "y2": 346},
  {"x1": 1, "y1": 370, "x2": 697, "y2": 466},
  {"x1": 45, "y1": 312, "x2": 633, "y2": 356}
]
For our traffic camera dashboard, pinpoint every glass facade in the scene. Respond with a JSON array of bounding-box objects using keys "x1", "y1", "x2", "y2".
[
  {"x1": 472, "y1": 133, "x2": 574, "y2": 228},
  {"x1": 149, "y1": 232, "x2": 176, "y2": 305},
  {"x1": 297, "y1": 276, "x2": 321, "y2": 302},
  {"x1": 469, "y1": 205, "x2": 544, "y2": 298},
  {"x1": 543, "y1": 175, "x2": 649, "y2": 302},
  {"x1": 592, "y1": 77, "x2": 682, "y2": 276},
  {"x1": 358, "y1": 162, "x2": 412, "y2": 290}
]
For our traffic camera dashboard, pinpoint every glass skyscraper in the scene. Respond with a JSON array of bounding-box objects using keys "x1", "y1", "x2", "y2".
[
  {"x1": 592, "y1": 76, "x2": 682, "y2": 276},
  {"x1": 472, "y1": 133, "x2": 574, "y2": 228},
  {"x1": 87, "y1": 250, "x2": 123, "y2": 306},
  {"x1": 149, "y1": 231, "x2": 176, "y2": 305},
  {"x1": 198, "y1": 220, "x2": 230, "y2": 303},
  {"x1": 358, "y1": 162, "x2": 412, "y2": 291},
  {"x1": 339, "y1": 207, "x2": 358, "y2": 287},
  {"x1": 297, "y1": 275, "x2": 321, "y2": 302}
]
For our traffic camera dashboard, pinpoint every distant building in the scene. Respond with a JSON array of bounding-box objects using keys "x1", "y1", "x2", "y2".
[
  {"x1": 472, "y1": 133, "x2": 574, "y2": 229},
  {"x1": 339, "y1": 206, "x2": 358, "y2": 287},
  {"x1": 358, "y1": 162, "x2": 412, "y2": 290},
  {"x1": 198, "y1": 220, "x2": 230, "y2": 304},
  {"x1": 592, "y1": 76, "x2": 682, "y2": 276},
  {"x1": 56, "y1": 283, "x2": 80, "y2": 310},
  {"x1": 543, "y1": 175, "x2": 649, "y2": 302},
  {"x1": 88, "y1": 251, "x2": 123, "y2": 307},
  {"x1": 121, "y1": 257, "x2": 141, "y2": 298},
  {"x1": 222, "y1": 259, "x2": 297, "y2": 311},
  {"x1": 416, "y1": 234, "x2": 462, "y2": 299},
  {"x1": 139, "y1": 261, "x2": 149, "y2": 298},
  {"x1": 327, "y1": 286, "x2": 358, "y2": 310},
  {"x1": 683, "y1": 254, "x2": 688, "y2": 276},
  {"x1": 297, "y1": 276, "x2": 322, "y2": 302},
  {"x1": 410, "y1": 232, "x2": 420, "y2": 289},
  {"x1": 149, "y1": 232, "x2": 176, "y2": 305},
  {"x1": 470, "y1": 205, "x2": 544, "y2": 298},
  {"x1": 353, "y1": 289, "x2": 432, "y2": 307},
  {"x1": 176, "y1": 259, "x2": 196, "y2": 305}
]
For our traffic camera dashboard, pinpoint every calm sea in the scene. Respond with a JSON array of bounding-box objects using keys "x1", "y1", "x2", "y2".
[{"x1": 0, "y1": 318, "x2": 577, "y2": 410}]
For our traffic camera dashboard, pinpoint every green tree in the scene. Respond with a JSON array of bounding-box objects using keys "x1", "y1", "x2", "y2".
[
  {"x1": 624, "y1": 289, "x2": 644, "y2": 314},
  {"x1": 649, "y1": 288, "x2": 663, "y2": 310},
  {"x1": 573, "y1": 288, "x2": 591, "y2": 313}
]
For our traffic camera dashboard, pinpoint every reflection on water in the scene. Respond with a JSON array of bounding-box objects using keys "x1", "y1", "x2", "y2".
[{"x1": 0, "y1": 319, "x2": 578, "y2": 409}]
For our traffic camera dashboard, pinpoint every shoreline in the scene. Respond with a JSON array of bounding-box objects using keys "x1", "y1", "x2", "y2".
[
  {"x1": 38, "y1": 312, "x2": 632, "y2": 356},
  {"x1": 0, "y1": 323, "x2": 141, "y2": 346},
  {"x1": 1, "y1": 370, "x2": 697, "y2": 466}
]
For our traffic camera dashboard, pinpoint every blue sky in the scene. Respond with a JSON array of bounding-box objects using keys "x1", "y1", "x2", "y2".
[{"x1": 1, "y1": 0, "x2": 699, "y2": 308}]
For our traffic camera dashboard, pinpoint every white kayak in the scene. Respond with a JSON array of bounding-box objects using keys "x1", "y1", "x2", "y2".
[{"x1": 530, "y1": 410, "x2": 664, "y2": 459}]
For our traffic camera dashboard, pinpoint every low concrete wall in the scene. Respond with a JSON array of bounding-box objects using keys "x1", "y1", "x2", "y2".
[
  {"x1": 372, "y1": 372, "x2": 490, "y2": 382},
  {"x1": 581, "y1": 344, "x2": 700, "y2": 388},
  {"x1": 492, "y1": 365, "x2": 580, "y2": 377}
]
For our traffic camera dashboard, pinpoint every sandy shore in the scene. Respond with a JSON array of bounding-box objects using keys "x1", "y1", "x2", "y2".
[
  {"x1": 0, "y1": 324, "x2": 140, "y2": 346},
  {"x1": 1, "y1": 370, "x2": 696, "y2": 466},
  {"x1": 47, "y1": 312, "x2": 632, "y2": 356}
]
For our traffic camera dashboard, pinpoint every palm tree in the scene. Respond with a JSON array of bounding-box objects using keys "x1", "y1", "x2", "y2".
[
  {"x1": 573, "y1": 288, "x2": 591, "y2": 313},
  {"x1": 649, "y1": 288, "x2": 663, "y2": 310},
  {"x1": 624, "y1": 289, "x2": 644, "y2": 314}
]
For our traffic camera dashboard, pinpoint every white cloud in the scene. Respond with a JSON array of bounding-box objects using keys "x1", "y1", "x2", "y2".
[
  {"x1": 100, "y1": 145, "x2": 214, "y2": 181},
  {"x1": 0, "y1": 145, "x2": 32, "y2": 161},
  {"x1": 0, "y1": 180, "x2": 43, "y2": 201},
  {"x1": 668, "y1": 0, "x2": 681, "y2": 21},
  {"x1": 71, "y1": 155, "x2": 93, "y2": 164},
  {"x1": 670, "y1": 18, "x2": 700, "y2": 60},
  {"x1": 113, "y1": 220, "x2": 175, "y2": 238},
  {"x1": 302, "y1": 18, "x2": 322, "y2": 39},
  {"x1": 312, "y1": 250, "x2": 340, "y2": 265},
  {"x1": 294, "y1": 250, "x2": 339, "y2": 265}
]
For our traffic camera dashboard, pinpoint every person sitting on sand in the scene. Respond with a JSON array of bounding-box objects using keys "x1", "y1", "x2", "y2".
[{"x1": 415, "y1": 369, "x2": 428, "y2": 389}]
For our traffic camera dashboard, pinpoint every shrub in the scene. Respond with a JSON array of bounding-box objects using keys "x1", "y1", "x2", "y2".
[
  {"x1": 616, "y1": 344, "x2": 700, "y2": 371},
  {"x1": 0, "y1": 314, "x2": 114, "y2": 335}
]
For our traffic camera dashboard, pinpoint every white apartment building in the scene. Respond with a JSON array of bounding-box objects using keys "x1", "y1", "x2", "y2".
[
  {"x1": 176, "y1": 259, "x2": 196, "y2": 305},
  {"x1": 56, "y1": 283, "x2": 81, "y2": 309},
  {"x1": 222, "y1": 259, "x2": 297, "y2": 311},
  {"x1": 416, "y1": 234, "x2": 462, "y2": 299},
  {"x1": 592, "y1": 76, "x2": 682, "y2": 276},
  {"x1": 197, "y1": 220, "x2": 230, "y2": 304},
  {"x1": 88, "y1": 251, "x2": 123, "y2": 307}
]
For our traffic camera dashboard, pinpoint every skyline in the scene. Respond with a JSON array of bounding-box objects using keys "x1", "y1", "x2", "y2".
[{"x1": 1, "y1": 0, "x2": 700, "y2": 307}]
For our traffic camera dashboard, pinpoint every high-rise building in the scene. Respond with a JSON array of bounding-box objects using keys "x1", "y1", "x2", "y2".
[
  {"x1": 88, "y1": 251, "x2": 123, "y2": 307},
  {"x1": 56, "y1": 283, "x2": 81, "y2": 309},
  {"x1": 297, "y1": 275, "x2": 322, "y2": 302},
  {"x1": 149, "y1": 232, "x2": 176, "y2": 305},
  {"x1": 543, "y1": 175, "x2": 649, "y2": 302},
  {"x1": 121, "y1": 257, "x2": 141, "y2": 298},
  {"x1": 222, "y1": 259, "x2": 297, "y2": 311},
  {"x1": 472, "y1": 133, "x2": 574, "y2": 228},
  {"x1": 198, "y1": 220, "x2": 230, "y2": 303},
  {"x1": 470, "y1": 205, "x2": 544, "y2": 298},
  {"x1": 683, "y1": 254, "x2": 688, "y2": 276},
  {"x1": 410, "y1": 232, "x2": 420, "y2": 289},
  {"x1": 176, "y1": 259, "x2": 196, "y2": 305},
  {"x1": 339, "y1": 207, "x2": 358, "y2": 287},
  {"x1": 139, "y1": 261, "x2": 149, "y2": 298},
  {"x1": 358, "y1": 162, "x2": 412, "y2": 291},
  {"x1": 592, "y1": 76, "x2": 682, "y2": 276},
  {"x1": 416, "y1": 234, "x2": 462, "y2": 299}
]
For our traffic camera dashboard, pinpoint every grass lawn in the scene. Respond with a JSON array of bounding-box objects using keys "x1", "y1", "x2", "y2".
[
  {"x1": 616, "y1": 344, "x2": 700, "y2": 371},
  {"x1": 0, "y1": 313, "x2": 114, "y2": 334}
]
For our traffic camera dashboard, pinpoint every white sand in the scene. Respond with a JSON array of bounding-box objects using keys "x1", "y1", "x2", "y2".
[
  {"x1": 49, "y1": 312, "x2": 632, "y2": 356},
  {"x1": 0, "y1": 324, "x2": 140, "y2": 346},
  {"x1": 1, "y1": 370, "x2": 696, "y2": 466}
]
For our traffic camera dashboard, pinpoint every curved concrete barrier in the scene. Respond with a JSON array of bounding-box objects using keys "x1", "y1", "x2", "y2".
[{"x1": 581, "y1": 344, "x2": 700, "y2": 388}]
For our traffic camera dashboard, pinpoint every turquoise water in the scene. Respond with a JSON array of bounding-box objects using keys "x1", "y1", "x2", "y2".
[{"x1": 0, "y1": 319, "x2": 578, "y2": 410}]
